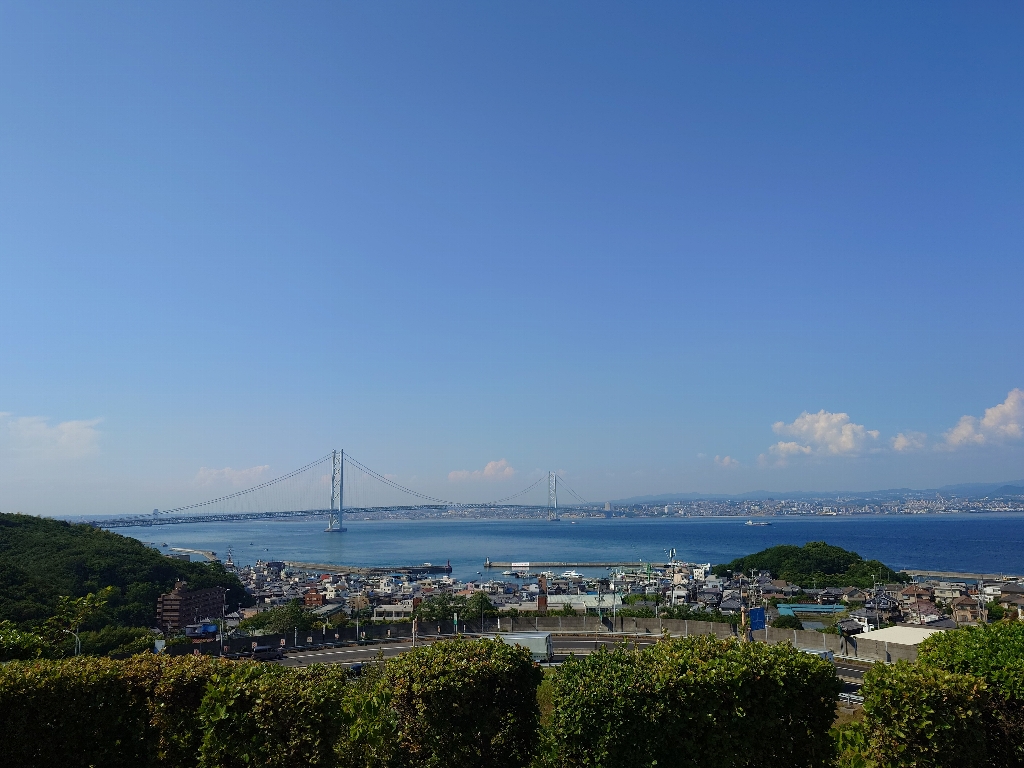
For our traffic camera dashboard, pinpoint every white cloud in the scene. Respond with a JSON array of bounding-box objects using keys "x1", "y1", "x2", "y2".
[
  {"x1": 892, "y1": 432, "x2": 927, "y2": 452},
  {"x1": 448, "y1": 459, "x2": 516, "y2": 482},
  {"x1": 771, "y1": 441, "x2": 814, "y2": 457},
  {"x1": 763, "y1": 410, "x2": 879, "y2": 466},
  {"x1": 0, "y1": 413, "x2": 102, "y2": 458},
  {"x1": 195, "y1": 465, "x2": 270, "y2": 487},
  {"x1": 714, "y1": 455, "x2": 739, "y2": 468},
  {"x1": 944, "y1": 389, "x2": 1024, "y2": 449}
]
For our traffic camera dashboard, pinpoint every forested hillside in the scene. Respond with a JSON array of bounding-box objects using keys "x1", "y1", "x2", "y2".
[
  {"x1": 0, "y1": 514, "x2": 251, "y2": 629},
  {"x1": 712, "y1": 541, "x2": 909, "y2": 588}
]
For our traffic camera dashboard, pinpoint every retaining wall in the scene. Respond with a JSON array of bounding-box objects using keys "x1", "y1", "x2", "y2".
[{"x1": 194, "y1": 615, "x2": 915, "y2": 664}]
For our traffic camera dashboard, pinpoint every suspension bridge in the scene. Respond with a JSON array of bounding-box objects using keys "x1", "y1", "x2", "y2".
[{"x1": 92, "y1": 450, "x2": 590, "y2": 529}]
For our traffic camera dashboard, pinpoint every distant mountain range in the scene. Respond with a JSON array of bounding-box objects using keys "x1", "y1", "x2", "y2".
[{"x1": 608, "y1": 480, "x2": 1024, "y2": 505}]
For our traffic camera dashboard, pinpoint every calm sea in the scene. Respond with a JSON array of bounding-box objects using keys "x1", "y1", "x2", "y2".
[{"x1": 119, "y1": 513, "x2": 1024, "y2": 581}]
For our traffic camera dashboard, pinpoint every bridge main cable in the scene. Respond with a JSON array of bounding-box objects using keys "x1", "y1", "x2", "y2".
[
  {"x1": 343, "y1": 453, "x2": 550, "y2": 507},
  {"x1": 159, "y1": 453, "x2": 334, "y2": 515}
]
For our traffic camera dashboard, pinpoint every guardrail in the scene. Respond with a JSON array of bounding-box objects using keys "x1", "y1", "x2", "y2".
[{"x1": 179, "y1": 616, "x2": 914, "y2": 666}]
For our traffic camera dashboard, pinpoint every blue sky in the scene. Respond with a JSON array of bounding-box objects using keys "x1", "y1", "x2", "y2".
[{"x1": 1, "y1": 3, "x2": 1023, "y2": 514}]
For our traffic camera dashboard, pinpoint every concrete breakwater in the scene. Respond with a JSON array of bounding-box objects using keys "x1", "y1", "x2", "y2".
[
  {"x1": 169, "y1": 547, "x2": 219, "y2": 562},
  {"x1": 485, "y1": 559, "x2": 657, "y2": 569},
  {"x1": 284, "y1": 560, "x2": 453, "y2": 576}
]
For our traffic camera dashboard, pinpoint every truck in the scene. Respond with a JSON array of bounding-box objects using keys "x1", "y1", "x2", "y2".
[{"x1": 488, "y1": 632, "x2": 554, "y2": 662}]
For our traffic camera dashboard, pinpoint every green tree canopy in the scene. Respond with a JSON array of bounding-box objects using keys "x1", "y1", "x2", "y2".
[
  {"x1": 237, "y1": 600, "x2": 315, "y2": 634},
  {"x1": 466, "y1": 591, "x2": 497, "y2": 618},
  {"x1": 0, "y1": 513, "x2": 252, "y2": 631},
  {"x1": 414, "y1": 593, "x2": 467, "y2": 622},
  {"x1": 712, "y1": 541, "x2": 908, "y2": 588},
  {"x1": 0, "y1": 620, "x2": 46, "y2": 661}
]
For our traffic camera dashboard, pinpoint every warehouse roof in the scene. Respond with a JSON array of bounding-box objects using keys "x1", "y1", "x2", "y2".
[{"x1": 856, "y1": 625, "x2": 946, "y2": 646}]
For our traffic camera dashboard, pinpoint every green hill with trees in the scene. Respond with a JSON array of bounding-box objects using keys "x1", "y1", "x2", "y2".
[
  {"x1": 712, "y1": 541, "x2": 909, "y2": 588},
  {"x1": 0, "y1": 513, "x2": 251, "y2": 633}
]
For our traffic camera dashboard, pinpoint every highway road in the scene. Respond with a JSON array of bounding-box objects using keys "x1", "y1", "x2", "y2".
[
  {"x1": 277, "y1": 635, "x2": 869, "y2": 689},
  {"x1": 278, "y1": 636, "x2": 662, "y2": 668},
  {"x1": 279, "y1": 641, "x2": 421, "y2": 668}
]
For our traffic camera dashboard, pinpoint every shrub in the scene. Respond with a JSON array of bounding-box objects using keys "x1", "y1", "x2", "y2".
[
  {"x1": 0, "y1": 618, "x2": 46, "y2": 660},
  {"x1": 832, "y1": 722, "x2": 872, "y2": 768},
  {"x1": 126, "y1": 654, "x2": 227, "y2": 768},
  {"x1": 658, "y1": 604, "x2": 741, "y2": 624},
  {"x1": 379, "y1": 637, "x2": 543, "y2": 768},
  {"x1": 0, "y1": 654, "x2": 232, "y2": 768},
  {"x1": 860, "y1": 661, "x2": 988, "y2": 768},
  {"x1": 918, "y1": 622, "x2": 1024, "y2": 766},
  {"x1": 544, "y1": 635, "x2": 839, "y2": 768},
  {"x1": 0, "y1": 640, "x2": 543, "y2": 768},
  {"x1": 0, "y1": 655, "x2": 155, "y2": 768},
  {"x1": 80, "y1": 625, "x2": 156, "y2": 656},
  {"x1": 197, "y1": 662, "x2": 350, "y2": 768},
  {"x1": 615, "y1": 606, "x2": 655, "y2": 618},
  {"x1": 771, "y1": 614, "x2": 804, "y2": 630},
  {"x1": 918, "y1": 622, "x2": 1024, "y2": 701}
]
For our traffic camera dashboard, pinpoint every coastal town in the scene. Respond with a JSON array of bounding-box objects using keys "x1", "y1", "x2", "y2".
[
  {"x1": 149, "y1": 548, "x2": 1024, "y2": 650},
  {"x1": 343, "y1": 491, "x2": 1024, "y2": 521}
]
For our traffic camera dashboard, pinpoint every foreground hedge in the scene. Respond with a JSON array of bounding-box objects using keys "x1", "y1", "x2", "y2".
[
  {"x1": 380, "y1": 636, "x2": 543, "y2": 768},
  {"x1": 846, "y1": 624, "x2": 1024, "y2": 768},
  {"x1": 860, "y1": 661, "x2": 989, "y2": 768},
  {"x1": 543, "y1": 635, "x2": 840, "y2": 768},
  {"x1": 194, "y1": 637, "x2": 541, "y2": 768},
  {"x1": 0, "y1": 654, "x2": 227, "y2": 768},
  {"x1": 918, "y1": 622, "x2": 1024, "y2": 767},
  {"x1": 0, "y1": 638, "x2": 541, "y2": 768},
  {"x1": 198, "y1": 663, "x2": 352, "y2": 768}
]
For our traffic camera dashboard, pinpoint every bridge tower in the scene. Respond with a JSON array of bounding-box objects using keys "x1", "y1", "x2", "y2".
[
  {"x1": 548, "y1": 471, "x2": 559, "y2": 521},
  {"x1": 326, "y1": 449, "x2": 346, "y2": 533}
]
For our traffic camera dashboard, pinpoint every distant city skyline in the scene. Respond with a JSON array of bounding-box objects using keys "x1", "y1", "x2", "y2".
[{"x1": 1, "y1": 5, "x2": 1022, "y2": 515}]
